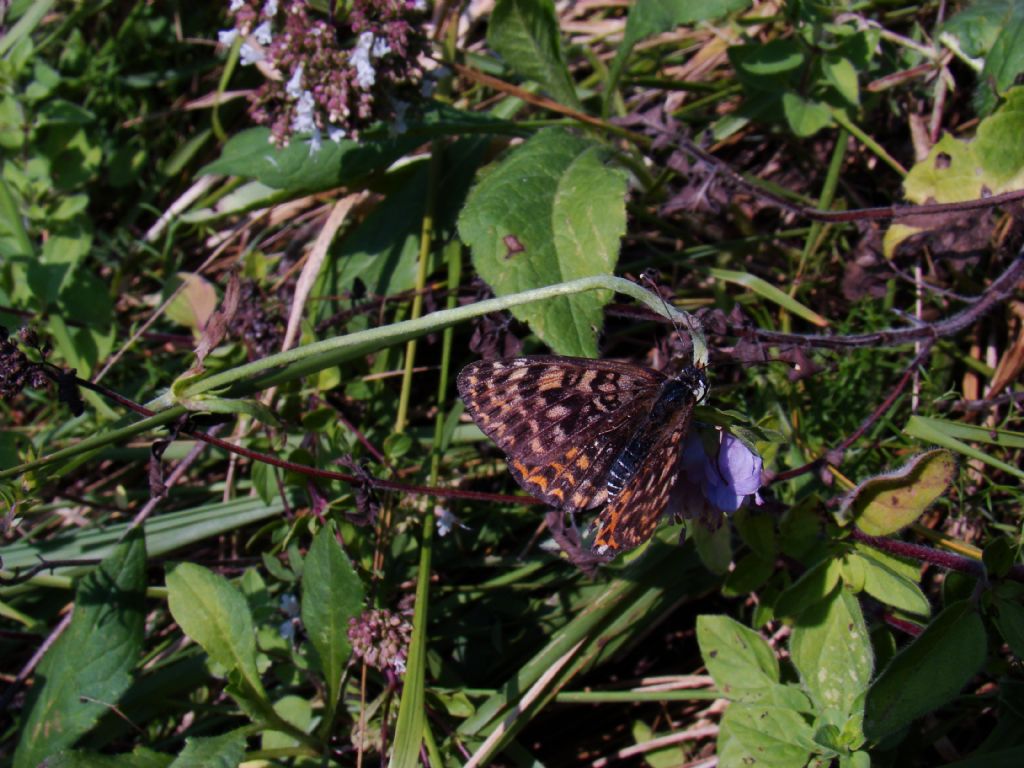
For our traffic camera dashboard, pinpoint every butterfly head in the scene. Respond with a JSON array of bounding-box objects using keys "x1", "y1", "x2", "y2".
[{"x1": 677, "y1": 365, "x2": 709, "y2": 404}]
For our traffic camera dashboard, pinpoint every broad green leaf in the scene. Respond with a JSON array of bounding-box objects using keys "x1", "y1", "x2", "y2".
[
  {"x1": 302, "y1": 525, "x2": 365, "y2": 715},
  {"x1": 775, "y1": 557, "x2": 842, "y2": 620},
  {"x1": 631, "y1": 720, "x2": 686, "y2": 767},
  {"x1": 974, "y1": 87, "x2": 1024, "y2": 187},
  {"x1": 717, "y1": 704, "x2": 815, "y2": 768},
  {"x1": 822, "y1": 54, "x2": 860, "y2": 107},
  {"x1": 263, "y1": 695, "x2": 313, "y2": 750},
  {"x1": 855, "y1": 552, "x2": 931, "y2": 616},
  {"x1": 886, "y1": 90, "x2": 1024, "y2": 253},
  {"x1": 781, "y1": 93, "x2": 834, "y2": 137},
  {"x1": 864, "y1": 600, "x2": 987, "y2": 740},
  {"x1": 14, "y1": 528, "x2": 146, "y2": 768},
  {"x1": 722, "y1": 552, "x2": 774, "y2": 597},
  {"x1": 729, "y1": 39, "x2": 805, "y2": 87},
  {"x1": 0, "y1": 178, "x2": 33, "y2": 257},
  {"x1": 458, "y1": 128, "x2": 627, "y2": 357},
  {"x1": 691, "y1": 514, "x2": 733, "y2": 574},
  {"x1": 790, "y1": 587, "x2": 873, "y2": 719},
  {"x1": 165, "y1": 562, "x2": 267, "y2": 702},
  {"x1": 488, "y1": 0, "x2": 579, "y2": 107},
  {"x1": 942, "y1": 0, "x2": 1021, "y2": 57},
  {"x1": 169, "y1": 727, "x2": 247, "y2": 768},
  {"x1": 199, "y1": 126, "x2": 421, "y2": 192},
  {"x1": 697, "y1": 615, "x2": 779, "y2": 700},
  {"x1": 992, "y1": 592, "x2": 1024, "y2": 660},
  {"x1": 199, "y1": 105, "x2": 501, "y2": 192},
  {"x1": 978, "y1": 12, "x2": 1024, "y2": 114},
  {"x1": 842, "y1": 449, "x2": 956, "y2": 536},
  {"x1": 733, "y1": 506, "x2": 778, "y2": 560}
]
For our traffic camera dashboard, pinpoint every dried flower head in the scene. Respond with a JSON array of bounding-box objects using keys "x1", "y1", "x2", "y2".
[
  {"x1": 347, "y1": 606, "x2": 413, "y2": 675},
  {"x1": 222, "y1": 0, "x2": 429, "y2": 148},
  {"x1": 0, "y1": 326, "x2": 49, "y2": 402}
]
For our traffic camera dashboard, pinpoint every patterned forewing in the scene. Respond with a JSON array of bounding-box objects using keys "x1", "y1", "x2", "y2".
[
  {"x1": 591, "y1": 404, "x2": 696, "y2": 552},
  {"x1": 457, "y1": 357, "x2": 663, "y2": 509}
]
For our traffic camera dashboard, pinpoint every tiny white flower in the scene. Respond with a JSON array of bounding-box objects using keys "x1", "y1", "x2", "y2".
[
  {"x1": 352, "y1": 31, "x2": 377, "y2": 89},
  {"x1": 392, "y1": 657, "x2": 407, "y2": 674},
  {"x1": 239, "y1": 42, "x2": 264, "y2": 66},
  {"x1": 229, "y1": 0, "x2": 245, "y2": 11},
  {"x1": 434, "y1": 505, "x2": 467, "y2": 537},
  {"x1": 218, "y1": 28, "x2": 239, "y2": 46},
  {"x1": 371, "y1": 38, "x2": 391, "y2": 58},
  {"x1": 290, "y1": 90, "x2": 317, "y2": 133},
  {"x1": 253, "y1": 20, "x2": 273, "y2": 45},
  {"x1": 327, "y1": 125, "x2": 346, "y2": 143},
  {"x1": 412, "y1": 0, "x2": 428, "y2": 11},
  {"x1": 263, "y1": 0, "x2": 278, "y2": 17},
  {"x1": 307, "y1": 126, "x2": 323, "y2": 155},
  {"x1": 286, "y1": 63, "x2": 304, "y2": 99}
]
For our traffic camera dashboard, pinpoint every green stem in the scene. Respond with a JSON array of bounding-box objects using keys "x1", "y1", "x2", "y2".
[
  {"x1": 4, "y1": 277, "x2": 704, "y2": 481},
  {"x1": 212, "y1": 35, "x2": 242, "y2": 143},
  {"x1": 394, "y1": 143, "x2": 441, "y2": 433},
  {"x1": 832, "y1": 109, "x2": 907, "y2": 177},
  {"x1": 158, "y1": 275, "x2": 706, "y2": 407}
]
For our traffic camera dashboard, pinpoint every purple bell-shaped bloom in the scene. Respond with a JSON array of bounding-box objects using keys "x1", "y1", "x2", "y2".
[{"x1": 672, "y1": 429, "x2": 763, "y2": 522}]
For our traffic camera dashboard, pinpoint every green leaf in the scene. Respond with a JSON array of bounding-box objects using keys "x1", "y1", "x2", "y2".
[
  {"x1": 708, "y1": 268, "x2": 830, "y2": 327},
  {"x1": 904, "y1": 415, "x2": 1024, "y2": 481},
  {"x1": 165, "y1": 562, "x2": 267, "y2": 703},
  {"x1": 992, "y1": 592, "x2": 1024, "y2": 660},
  {"x1": 458, "y1": 128, "x2": 627, "y2": 356},
  {"x1": 781, "y1": 93, "x2": 834, "y2": 137},
  {"x1": 717, "y1": 704, "x2": 815, "y2": 768},
  {"x1": 822, "y1": 54, "x2": 859, "y2": 107},
  {"x1": 942, "y1": 0, "x2": 1021, "y2": 57},
  {"x1": 609, "y1": 0, "x2": 751, "y2": 96},
  {"x1": 842, "y1": 449, "x2": 956, "y2": 536},
  {"x1": 974, "y1": 87, "x2": 1024, "y2": 187},
  {"x1": 488, "y1": 0, "x2": 579, "y2": 107},
  {"x1": 302, "y1": 525, "x2": 365, "y2": 717},
  {"x1": 697, "y1": 615, "x2": 779, "y2": 700},
  {"x1": 790, "y1": 587, "x2": 873, "y2": 719},
  {"x1": 978, "y1": 12, "x2": 1024, "y2": 114},
  {"x1": 199, "y1": 126, "x2": 421, "y2": 193},
  {"x1": 722, "y1": 552, "x2": 774, "y2": 597},
  {"x1": 775, "y1": 557, "x2": 842, "y2": 620},
  {"x1": 855, "y1": 552, "x2": 930, "y2": 616},
  {"x1": 864, "y1": 600, "x2": 987, "y2": 740},
  {"x1": 14, "y1": 528, "x2": 146, "y2": 768},
  {"x1": 169, "y1": 727, "x2": 247, "y2": 768}
]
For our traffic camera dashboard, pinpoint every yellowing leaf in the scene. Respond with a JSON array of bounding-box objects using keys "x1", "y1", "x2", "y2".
[{"x1": 842, "y1": 450, "x2": 956, "y2": 536}]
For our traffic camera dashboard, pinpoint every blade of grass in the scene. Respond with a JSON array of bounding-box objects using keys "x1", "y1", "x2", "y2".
[
  {"x1": 709, "y1": 268, "x2": 830, "y2": 327},
  {"x1": 904, "y1": 415, "x2": 1024, "y2": 481}
]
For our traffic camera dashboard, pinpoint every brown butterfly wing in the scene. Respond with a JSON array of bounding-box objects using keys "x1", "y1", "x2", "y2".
[{"x1": 457, "y1": 356, "x2": 663, "y2": 510}]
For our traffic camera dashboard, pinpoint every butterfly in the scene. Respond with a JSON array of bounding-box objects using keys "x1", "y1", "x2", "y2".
[{"x1": 457, "y1": 355, "x2": 708, "y2": 554}]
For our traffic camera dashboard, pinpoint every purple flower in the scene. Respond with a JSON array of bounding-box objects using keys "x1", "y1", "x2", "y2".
[{"x1": 672, "y1": 429, "x2": 763, "y2": 522}]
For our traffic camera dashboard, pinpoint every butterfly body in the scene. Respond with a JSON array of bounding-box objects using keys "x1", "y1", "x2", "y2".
[{"x1": 457, "y1": 355, "x2": 707, "y2": 553}]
